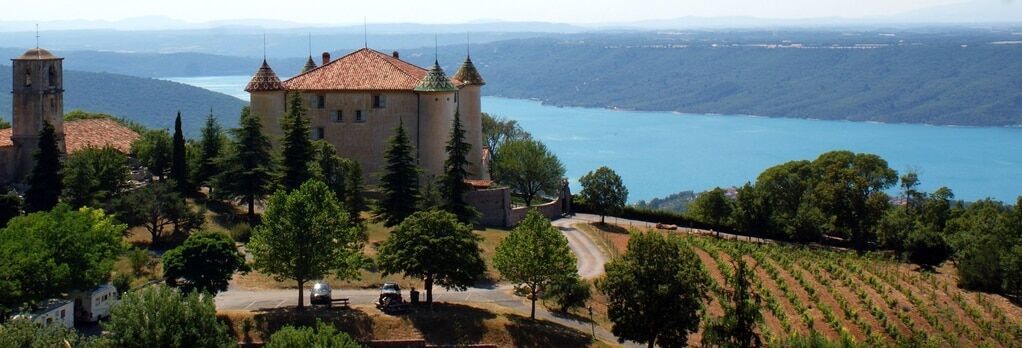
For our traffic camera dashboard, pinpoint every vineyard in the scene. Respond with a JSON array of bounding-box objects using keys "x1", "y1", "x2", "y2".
[{"x1": 581, "y1": 225, "x2": 1022, "y2": 347}]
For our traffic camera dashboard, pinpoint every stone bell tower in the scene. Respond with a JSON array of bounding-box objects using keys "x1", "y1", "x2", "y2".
[{"x1": 10, "y1": 47, "x2": 65, "y2": 181}]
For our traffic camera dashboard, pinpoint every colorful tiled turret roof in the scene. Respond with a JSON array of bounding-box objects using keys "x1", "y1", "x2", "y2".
[
  {"x1": 245, "y1": 60, "x2": 284, "y2": 92},
  {"x1": 453, "y1": 56, "x2": 485, "y2": 86},
  {"x1": 414, "y1": 60, "x2": 458, "y2": 93},
  {"x1": 302, "y1": 56, "x2": 317, "y2": 73}
]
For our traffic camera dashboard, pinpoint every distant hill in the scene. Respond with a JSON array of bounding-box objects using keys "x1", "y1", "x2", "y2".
[
  {"x1": 6, "y1": 29, "x2": 1022, "y2": 126},
  {"x1": 0, "y1": 67, "x2": 247, "y2": 137}
]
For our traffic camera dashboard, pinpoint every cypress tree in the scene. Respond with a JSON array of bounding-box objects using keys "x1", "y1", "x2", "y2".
[
  {"x1": 440, "y1": 111, "x2": 476, "y2": 223},
  {"x1": 195, "y1": 110, "x2": 224, "y2": 192},
  {"x1": 278, "y1": 92, "x2": 313, "y2": 191},
  {"x1": 170, "y1": 112, "x2": 189, "y2": 193},
  {"x1": 25, "y1": 122, "x2": 62, "y2": 212},
  {"x1": 213, "y1": 107, "x2": 274, "y2": 224},
  {"x1": 373, "y1": 120, "x2": 419, "y2": 227}
]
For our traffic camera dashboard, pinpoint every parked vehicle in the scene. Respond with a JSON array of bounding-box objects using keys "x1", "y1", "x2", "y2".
[
  {"x1": 375, "y1": 282, "x2": 409, "y2": 314},
  {"x1": 309, "y1": 281, "x2": 332, "y2": 307},
  {"x1": 11, "y1": 299, "x2": 74, "y2": 328},
  {"x1": 70, "y1": 284, "x2": 118, "y2": 323}
]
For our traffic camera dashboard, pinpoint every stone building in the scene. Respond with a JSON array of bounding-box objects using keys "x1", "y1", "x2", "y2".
[
  {"x1": 245, "y1": 48, "x2": 488, "y2": 184},
  {"x1": 1, "y1": 48, "x2": 139, "y2": 185}
]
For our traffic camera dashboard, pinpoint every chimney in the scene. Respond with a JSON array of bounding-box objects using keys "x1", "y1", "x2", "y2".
[
  {"x1": 322, "y1": 52, "x2": 331, "y2": 65},
  {"x1": 392, "y1": 51, "x2": 400, "y2": 59}
]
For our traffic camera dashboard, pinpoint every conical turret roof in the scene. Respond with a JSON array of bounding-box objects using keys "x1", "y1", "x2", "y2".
[
  {"x1": 414, "y1": 60, "x2": 458, "y2": 93},
  {"x1": 302, "y1": 56, "x2": 317, "y2": 73},
  {"x1": 453, "y1": 56, "x2": 485, "y2": 86},
  {"x1": 245, "y1": 60, "x2": 284, "y2": 92}
]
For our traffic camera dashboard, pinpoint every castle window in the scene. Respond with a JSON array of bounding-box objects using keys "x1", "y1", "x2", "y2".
[
  {"x1": 372, "y1": 95, "x2": 386, "y2": 108},
  {"x1": 48, "y1": 66, "x2": 56, "y2": 88},
  {"x1": 316, "y1": 95, "x2": 326, "y2": 109},
  {"x1": 355, "y1": 110, "x2": 365, "y2": 123},
  {"x1": 24, "y1": 70, "x2": 31, "y2": 87},
  {"x1": 333, "y1": 110, "x2": 343, "y2": 122},
  {"x1": 312, "y1": 127, "x2": 325, "y2": 140}
]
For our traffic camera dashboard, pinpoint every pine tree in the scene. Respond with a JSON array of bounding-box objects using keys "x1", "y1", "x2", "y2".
[
  {"x1": 170, "y1": 112, "x2": 189, "y2": 193},
  {"x1": 702, "y1": 257, "x2": 762, "y2": 348},
  {"x1": 440, "y1": 111, "x2": 476, "y2": 223},
  {"x1": 278, "y1": 92, "x2": 313, "y2": 191},
  {"x1": 25, "y1": 122, "x2": 63, "y2": 212},
  {"x1": 195, "y1": 110, "x2": 224, "y2": 192},
  {"x1": 373, "y1": 121, "x2": 420, "y2": 227},
  {"x1": 213, "y1": 107, "x2": 274, "y2": 224}
]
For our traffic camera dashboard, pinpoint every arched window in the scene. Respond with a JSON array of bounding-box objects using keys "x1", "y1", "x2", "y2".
[
  {"x1": 24, "y1": 69, "x2": 31, "y2": 87},
  {"x1": 48, "y1": 66, "x2": 57, "y2": 88}
]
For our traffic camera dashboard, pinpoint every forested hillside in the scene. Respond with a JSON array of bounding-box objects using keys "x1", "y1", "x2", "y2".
[{"x1": 0, "y1": 67, "x2": 246, "y2": 136}]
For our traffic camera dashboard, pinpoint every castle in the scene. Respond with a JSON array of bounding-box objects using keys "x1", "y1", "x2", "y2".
[
  {"x1": 0, "y1": 48, "x2": 138, "y2": 185},
  {"x1": 246, "y1": 48, "x2": 489, "y2": 185}
]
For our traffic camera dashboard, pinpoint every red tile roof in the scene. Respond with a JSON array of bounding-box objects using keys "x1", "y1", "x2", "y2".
[
  {"x1": 0, "y1": 118, "x2": 139, "y2": 154},
  {"x1": 284, "y1": 48, "x2": 460, "y2": 91}
]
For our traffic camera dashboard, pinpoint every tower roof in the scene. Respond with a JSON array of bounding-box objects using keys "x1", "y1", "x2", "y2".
[
  {"x1": 453, "y1": 56, "x2": 485, "y2": 86},
  {"x1": 302, "y1": 56, "x2": 317, "y2": 73},
  {"x1": 414, "y1": 60, "x2": 458, "y2": 93},
  {"x1": 14, "y1": 48, "x2": 60, "y2": 60},
  {"x1": 245, "y1": 60, "x2": 284, "y2": 92}
]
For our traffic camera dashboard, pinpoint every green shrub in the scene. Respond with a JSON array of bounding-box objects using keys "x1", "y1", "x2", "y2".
[
  {"x1": 111, "y1": 272, "x2": 133, "y2": 294},
  {"x1": 229, "y1": 223, "x2": 252, "y2": 243},
  {"x1": 543, "y1": 275, "x2": 592, "y2": 313},
  {"x1": 264, "y1": 320, "x2": 360, "y2": 348},
  {"x1": 128, "y1": 248, "x2": 149, "y2": 275}
]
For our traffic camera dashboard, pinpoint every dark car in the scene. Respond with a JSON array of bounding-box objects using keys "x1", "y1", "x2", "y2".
[{"x1": 309, "y1": 281, "x2": 332, "y2": 306}]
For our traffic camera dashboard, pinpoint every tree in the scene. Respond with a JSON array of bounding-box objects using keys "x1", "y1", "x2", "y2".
[
  {"x1": 702, "y1": 257, "x2": 762, "y2": 348},
  {"x1": 0, "y1": 193, "x2": 21, "y2": 227},
  {"x1": 0, "y1": 116, "x2": 9, "y2": 129},
  {"x1": 377, "y1": 210, "x2": 486, "y2": 306},
  {"x1": 311, "y1": 140, "x2": 363, "y2": 221},
  {"x1": 62, "y1": 146, "x2": 130, "y2": 208},
  {"x1": 946, "y1": 199, "x2": 1009, "y2": 292},
  {"x1": 0, "y1": 318, "x2": 97, "y2": 347},
  {"x1": 194, "y1": 111, "x2": 224, "y2": 192},
  {"x1": 24, "y1": 122, "x2": 62, "y2": 213},
  {"x1": 542, "y1": 275, "x2": 591, "y2": 313},
  {"x1": 808, "y1": 151, "x2": 897, "y2": 251},
  {"x1": 248, "y1": 180, "x2": 366, "y2": 310},
  {"x1": 113, "y1": 180, "x2": 204, "y2": 246},
  {"x1": 579, "y1": 166, "x2": 628, "y2": 224},
  {"x1": 481, "y1": 113, "x2": 531, "y2": 179},
  {"x1": 494, "y1": 209, "x2": 577, "y2": 319},
  {"x1": 213, "y1": 107, "x2": 274, "y2": 224},
  {"x1": 132, "y1": 129, "x2": 172, "y2": 179},
  {"x1": 278, "y1": 92, "x2": 313, "y2": 191},
  {"x1": 170, "y1": 112, "x2": 190, "y2": 193},
  {"x1": 905, "y1": 225, "x2": 951, "y2": 269},
  {"x1": 101, "y1": 285, "x2": 234, "y2": 348},
  {"x1": 688, "y1": 188, "x2": 734, "y2": 229},
  {"x1": 492, "y1": 138, "x2": 565, "y2": 207},
  {"x1": 264, "y1": 321, "x2": 361, "y2": 348},
  {"x1": 0, "y1": 204, "x2": 125, "y2": 320},
  {"x1": 441, "y1": 111, "x2": 477, "y2": 223},
  {"x1": 162, "y1": 232, "x2": 248, "y2": 294},
  {"x1": 373, "y1": 121, "x2": 420, "y2": 227},
  {"x1": 598, "y1": 231, "x2": 709, "y2": 348},
  {"x1": 1002, "y1": 244, "x2": 1022, "y2": 299}
]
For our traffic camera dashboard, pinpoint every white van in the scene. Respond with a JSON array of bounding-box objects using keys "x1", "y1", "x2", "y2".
[
  {"x1": 11, "y1": 299, "x2": 74, "y2": 328},
  {"x1": 70, "y1": 284, "x2": 118, "y2": 322}
]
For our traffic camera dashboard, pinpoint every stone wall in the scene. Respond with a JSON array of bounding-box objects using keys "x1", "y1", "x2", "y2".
[{"x1": 464, "y1": 187, "x2": 511, "y2": 227}]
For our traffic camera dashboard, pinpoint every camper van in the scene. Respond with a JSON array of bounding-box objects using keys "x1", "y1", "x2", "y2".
[
  {"x1": 71, "y1": 284, "x2": 118, "y2": 322},
  {"x1": 11, "y1": 299, "x2": 74, "y2": 328}
]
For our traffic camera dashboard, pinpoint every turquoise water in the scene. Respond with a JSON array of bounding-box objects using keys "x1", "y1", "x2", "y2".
[{"x1": 164, "y1": 75, "x2": 1022, "y2": 203}]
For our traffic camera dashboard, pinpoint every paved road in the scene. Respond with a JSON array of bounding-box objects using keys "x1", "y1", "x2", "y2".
[{"x1": 553, "y1": 215, "x2": 610, "y2": 279}]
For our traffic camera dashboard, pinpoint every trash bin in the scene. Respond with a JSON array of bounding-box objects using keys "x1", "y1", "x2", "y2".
[{"x1": 410, "y1": 287, "x2": 419, "y2": 304}]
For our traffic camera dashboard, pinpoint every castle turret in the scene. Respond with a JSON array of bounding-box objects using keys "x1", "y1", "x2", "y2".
[
  {"x1": 302, "y1": 56, "x2": 317, "y2": 73},
  {"x1": 453, "y1": 55, "x2": 486, "y2": 180},
  {"x1": 415, "y1": 60, "x2": 458, "y2": 179},
  {"x1": 11, "y1": 47, "x2": 65, "y2": 181},
  {"x1": 246, "y1": 60, "x2": 286, "y2": 139}
]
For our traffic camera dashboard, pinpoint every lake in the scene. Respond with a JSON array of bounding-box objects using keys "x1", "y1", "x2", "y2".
[{"x1": 164, "y1": 75, "x2": 1022, "y2": 203}]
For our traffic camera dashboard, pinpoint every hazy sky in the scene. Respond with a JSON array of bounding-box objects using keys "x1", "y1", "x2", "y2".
[{"x1": 0, "y1": 0, "x2": 996, "y2": 24}]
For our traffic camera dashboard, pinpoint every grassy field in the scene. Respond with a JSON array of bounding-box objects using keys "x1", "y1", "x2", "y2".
[
  {"x1": 233, "y1": 219, "x2": 510, "y2": 290},
  {"x1": 578, "y1": 222, "x2": 1022, "y2": 347},
  {"x1": 218, "y1": 303, "x2": 611, "y2": 347}
]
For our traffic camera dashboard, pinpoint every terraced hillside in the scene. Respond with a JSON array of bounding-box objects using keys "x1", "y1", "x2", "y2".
[{"x1": 582, "y1": 225, "x2": 1022, "y2": 347}]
